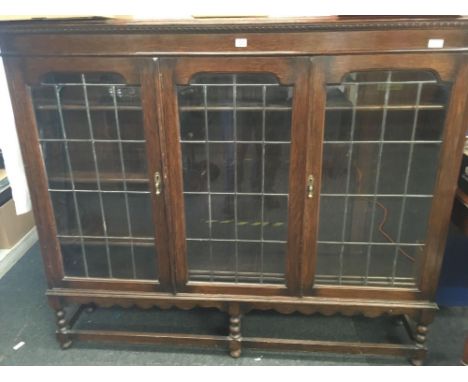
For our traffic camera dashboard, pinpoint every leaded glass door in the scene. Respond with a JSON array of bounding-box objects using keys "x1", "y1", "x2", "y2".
[
  {"x1": 312, "y1": 54, "x2": 457, "y2": 295},
  {"x1": 160, "y1": 57, "x2": 313, "y2": 295},
  {"x1": 26, "y1": 58, "x2": 172, "y2": 291}
]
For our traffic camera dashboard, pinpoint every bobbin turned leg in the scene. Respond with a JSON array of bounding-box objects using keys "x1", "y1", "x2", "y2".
[
  {"x1": 410, "y1": 324, "x2": 428, "y2": 366},
  {"x1": 55, "y1": 308, "x2": 73, "y2": 350},
  {"x1": 228, "y1": 304, "x2": 242, "y2": 358},
  {"x1": 408, "y1": 310, "x2": 434, "y2": 366},
  {"x1": 409, "y1": 311, "x2": 434, "y2": 366}
]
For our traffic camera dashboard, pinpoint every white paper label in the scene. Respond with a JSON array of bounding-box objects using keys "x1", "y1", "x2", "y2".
[
  {"x1": 427, "y1": 39, "x2": 444, "y2": 48},
  {"x1": 235, "y1": 38, "x2": 248, "y2": 48},
  {"x1": 13, "y1": 341, "x2": 25, "y2": 350}
]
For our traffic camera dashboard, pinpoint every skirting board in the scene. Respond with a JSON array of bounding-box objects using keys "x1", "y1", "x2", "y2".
[{"x1": 0, "y1": 227, "x2": 38, "y2": 279}]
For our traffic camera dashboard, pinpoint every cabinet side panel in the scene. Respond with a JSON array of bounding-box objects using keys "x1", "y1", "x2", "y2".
[
  {"x1": 3, "y1": 57, "x2": 63, "y2": 287},
  {"x1": 419, "y1": 59, "x2": 468, "y2": 298}
]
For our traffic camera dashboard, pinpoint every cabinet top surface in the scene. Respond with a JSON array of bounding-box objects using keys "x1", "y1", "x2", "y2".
[{"x1": 1, "y1": 16, "x2": 468, "y2": 34}]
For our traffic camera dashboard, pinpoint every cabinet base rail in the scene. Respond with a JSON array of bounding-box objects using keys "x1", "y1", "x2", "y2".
[
  {"x1": 54, "y1": 302, "x2": 428, "y2": 364},
  {"x1": 64, "y1": 328, "x2": 426, "y2": 360}
]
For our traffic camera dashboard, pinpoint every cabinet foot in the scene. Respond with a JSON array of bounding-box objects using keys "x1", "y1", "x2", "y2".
[
  {"x1": 229, "y1": 348, "x2": 242, "y2": 358},
  {"x1": 410, "y1": 357, "x2": 424, "y2": 366},
  {"x1": 462, "y1": 337, "x2": 468, "y2": 365},
  {"x1": 59, "y1": 338, "x2": 73, "y2": 350}
]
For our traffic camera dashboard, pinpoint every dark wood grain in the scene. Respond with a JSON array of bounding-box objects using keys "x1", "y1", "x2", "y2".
[
  {"x1": 69, "y1": 329, "x2": 228, "y2": 347},
  {"x1": 3, "y1": 16, "x2": 467, "y2": 361},
  {"x1": 301, "y1": 58, "x2": 326, "y2": 293},
  {"x1": 320, "y1": 53, "x2": 464, "y2": 305},
  {"x1": 158, "y1": 58, "x2": 188, "y2": 290},
  {"x1": 62, "y1": 277, "x2": 159, "y2": 292},
  {"x1": 311, "y1": 285, "x2": 421, "y2": 300},
  {"x1": 419, "y1": 58, "x2": 468, "y2": 298},
  {"x1": 3, "y1": 57, "x2": 64, "y2": 288},
  {"x1": 138, "y1": 58, "x2": 173, "y2": 291},
  {"x1": 66, "y1": 329, "x2": 425, "y2": 359},
  {"x1": 46, "y1": 287, "x2": 437, "y2": 320},
  {"x1": 182, "y1": 283, "x2": 290, "y2": 297},
  {"x1": 242, "y1": 337, "x2": 425, "y2": 358},
  {"x1": 1, "y1": 16, "x2": 468, "y2": 34},
  {"x1": 2, "y1": 29, "x2": 468, "y2": 57},
  {"x1": 324, "y1": 53, "x2": 459, "y2": 83},
  {"x1": 161, "y1": 57, "x2": 311, "y2": 295},
  {"x1": 5, "y1": 56, "x2": 170, "y2": 291},
  {"x1": 20, "y1": 57, "x2": 141, "y2": 85},
  {"x1": 283, "y1": 57, "x2": 311, "y2": 295},
  {"x1": 173, "y1": 57, "x2": 299, "y2": 84}
]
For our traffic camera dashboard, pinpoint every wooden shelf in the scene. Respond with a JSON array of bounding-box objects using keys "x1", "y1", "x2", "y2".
[
  {"x1": 58, "y1": 236, "x2": 154, "y2": 247},
  {"x1": 35, "y1": 104, "x2": 142, "y2": 111},
  {"x1": 325, "y1": 104, "x2": 445, "y2": 111},
  {"x1": 48, "y1": 171, "x2": 149, "y2": 185}
]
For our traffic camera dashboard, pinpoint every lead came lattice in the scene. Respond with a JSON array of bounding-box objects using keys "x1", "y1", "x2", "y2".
[
  {"x1": 178, "y1": 73, "x2": 292, "y2": 284},
  {"x1": 33, "y1": 72, "x2": 159, "y2": 280},
  {"x1": 317, "y1": 70, "x2": 449, "y2": 287}
]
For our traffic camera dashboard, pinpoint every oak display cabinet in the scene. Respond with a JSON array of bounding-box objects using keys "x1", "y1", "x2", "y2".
[{"x1": 1, "y1": 16, "x2": 468, "y2": 364}]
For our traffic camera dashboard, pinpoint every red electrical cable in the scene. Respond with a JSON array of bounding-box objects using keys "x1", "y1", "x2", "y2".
[{"x1": 355, "y1": 167, "x2": 414, "y2": 262}]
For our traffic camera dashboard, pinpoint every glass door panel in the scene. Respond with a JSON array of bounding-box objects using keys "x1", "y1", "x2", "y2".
[
  {"x1": 33, "y1": 72, "x2": 159, "y2": 280},
  {"x1": 317, "y1": 70, "x2": 450, "y2": 287},
  {"x1": 178, "y1": 73, "x2": 292, "y2": 284}
]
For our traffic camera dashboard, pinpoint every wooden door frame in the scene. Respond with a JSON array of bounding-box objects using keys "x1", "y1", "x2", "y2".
[
  {"x1": 158, "y1": 56, "x2": 313, "y2": 296},
  {"x1": 307, "y1": 53, "x2": 468, "y2": 301},
  {"x1": 3, "y1": 56, "x2": 172, "y2": 292}
]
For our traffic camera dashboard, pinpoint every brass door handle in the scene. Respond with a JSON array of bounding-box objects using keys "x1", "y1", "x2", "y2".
[
  {"x1": 307, "y1": 175, "x2": 314, "y2": 199},
  {"x1": 154, "y1": 171, "x2": 162, "y2": 195}
]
